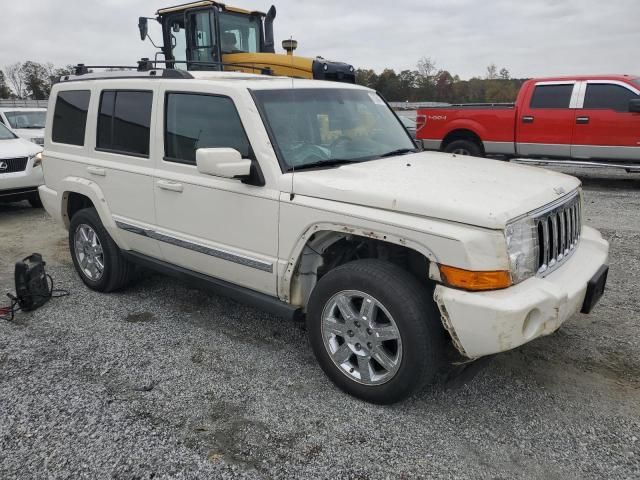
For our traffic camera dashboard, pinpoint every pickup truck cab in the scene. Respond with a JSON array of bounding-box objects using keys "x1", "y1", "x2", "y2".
[
  {"x1": 417, "y1": 75, "x2": 640, "y2": 163},
  {"x1": 39, "y1": 69, "x2": 609, "y2": 403}
]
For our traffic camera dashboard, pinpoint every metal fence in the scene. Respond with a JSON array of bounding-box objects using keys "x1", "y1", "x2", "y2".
[
  {"x1": 0, "y1": 99, "x2": 48, "y2": 108},
  {"x1": 389, "y1": 101, "x2": 450, "y2": 110}
]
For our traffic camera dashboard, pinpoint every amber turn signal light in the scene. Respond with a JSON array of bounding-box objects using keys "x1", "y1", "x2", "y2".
[{"x1": 439, "y1": 265, "x2": 512, "y2": 291}]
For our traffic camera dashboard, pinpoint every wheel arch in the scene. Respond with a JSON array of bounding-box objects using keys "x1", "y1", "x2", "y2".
[
  {"x1": 59, "y1": 177, "x2": 129, "y2": 250},
  {"x1": 441, "y1": 128, "x2": 485, "y2": 153},
  {"x1": 281, "y1": 223, "x2": 440, "y2": 310}
]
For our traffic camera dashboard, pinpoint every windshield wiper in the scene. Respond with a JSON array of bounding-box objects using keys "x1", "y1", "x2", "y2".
[
  {"x1": 287, "y1": 159, "x2": 361, "y2": 172},
  {"x1": 378, "y1": 148, "x2": 418, "y2": 158}
]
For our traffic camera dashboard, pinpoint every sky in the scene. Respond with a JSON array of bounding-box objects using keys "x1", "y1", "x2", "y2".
[{"x1": 1, "y1": 0, "x2": 638, "y2": 79}]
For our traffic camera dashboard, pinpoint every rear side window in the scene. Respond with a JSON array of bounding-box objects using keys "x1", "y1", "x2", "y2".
[
  {"x1": 584, "y1": 84, "x2": 638, "y2": 112},
  {"x1": 97, "y1": 90, "x2": 153, "y2": 157},
  {"x1": 164, "y1": 93, "x2": 251, "y2": 164},
  {"x1": 52, "y1": 90, "x2": 91, "y2": 145},
  {"x1": 530, "y1": 84, "x2": 574, "y2": 109}
]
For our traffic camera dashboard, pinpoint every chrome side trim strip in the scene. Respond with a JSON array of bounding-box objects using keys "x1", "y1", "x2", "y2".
[
  {"x1": 115, "y1": 221, "x2": 274, "y2": 273},
  {"x1": 512, "y1": 158, "x2": 640, "y2": 172}
]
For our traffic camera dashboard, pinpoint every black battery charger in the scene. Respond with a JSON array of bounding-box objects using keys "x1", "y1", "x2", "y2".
[{"x1": 1, "y1": 253, "x2": 69, "y2": 321}]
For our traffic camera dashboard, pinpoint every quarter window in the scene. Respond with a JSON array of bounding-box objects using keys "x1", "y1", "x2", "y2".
[
  {"x1": 583, "y1": 84, "x2": 638, "y2": 112},
  {"x1": 97, "y1": 90, "x2": 153, "y2": 156},
  {"x1": 52, "y1": 90, "x2": 90, "y2": 145},
  {"x1": 164, "y1": 93, "x2": 251, "y2": 164},
  {"x1": 530, "y1": 84, "x2": 574, "y2": 109}
]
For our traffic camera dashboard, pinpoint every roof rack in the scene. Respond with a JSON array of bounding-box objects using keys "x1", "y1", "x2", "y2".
[{"x1": 58, "y1": 58, "x2": 275, "y2": 83}]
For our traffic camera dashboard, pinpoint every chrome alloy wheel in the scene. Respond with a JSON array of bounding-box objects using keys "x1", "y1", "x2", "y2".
[
  {"x1": 74, "y1": 224, "x2": 105, "y2": 281},
  {"x1": 321, "y1": 290, "x2": 403, "y2": 385}
]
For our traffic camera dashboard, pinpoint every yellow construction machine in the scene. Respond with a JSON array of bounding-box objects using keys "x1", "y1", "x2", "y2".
[{"x1": 138, "y1": 1, "x2": 355, "y2": 83}]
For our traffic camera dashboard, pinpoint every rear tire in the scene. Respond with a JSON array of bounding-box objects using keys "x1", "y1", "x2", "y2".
[
  {"x1": 28, "y1": 192, "x2": 43, "y2": 208},
  {"x1": 444, "y1": 139, "x2": 483, "y2": 157},
  {"x1": 69, "y1": 207, "x2": 134, "y2": 292},
  {"x1": 306, "y1": 259, "x2": 447, "y2": 404}
]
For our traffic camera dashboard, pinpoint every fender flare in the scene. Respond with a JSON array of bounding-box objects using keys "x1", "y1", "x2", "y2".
[
  {"x1": 442, "y1": 120, "x2": 487, "y2": 148},
  {"x1": 278, "y1": 222, "x2": 440, "y2": 303},
  {"x1": 59, "y1": 176, "x2": 130, "y2": 250}
]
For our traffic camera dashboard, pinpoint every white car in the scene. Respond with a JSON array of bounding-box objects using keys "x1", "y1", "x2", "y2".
[
  {"x1": 0, "y1": 107, "x2": 46, "y2": 146},
  {"x1": 39, "y1": 69, "x2": 609, "y2": 403},
  {"x1": 0, "y1": 122, "x2": 44, "y2": 207}
]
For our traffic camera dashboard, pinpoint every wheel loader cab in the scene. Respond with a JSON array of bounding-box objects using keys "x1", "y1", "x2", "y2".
[{"x1": 154, "y1": 1, "x2": 355, "y2": 82}]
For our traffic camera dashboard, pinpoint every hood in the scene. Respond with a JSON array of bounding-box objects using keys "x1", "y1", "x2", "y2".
[
  {"x1": 291, "y1": 151, "x2": 581, "y2": 229},
  {"x1": 0, "y1": 137, "x2": 43, "y2": 159}
]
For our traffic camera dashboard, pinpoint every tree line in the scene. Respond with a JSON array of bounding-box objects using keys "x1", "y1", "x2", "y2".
[
  {"x1": 0, "y1": 61, "x2": 74, "y2": 100},
  {"x1": 0, "y1": 57, "x2": 527, "y2": 104},
  {"x1": 356, "y1": 57, "x2": 527, "y2": 104}
]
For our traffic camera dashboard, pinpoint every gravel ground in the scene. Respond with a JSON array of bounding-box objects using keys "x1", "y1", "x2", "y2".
[{"x1": 0, "y1": 166, "x2": 639, "y2": 479}]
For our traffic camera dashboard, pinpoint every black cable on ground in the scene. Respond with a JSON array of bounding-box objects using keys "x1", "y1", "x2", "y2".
[{"x1": 0, "y1": 274, "x2": 70, "y2": 322}]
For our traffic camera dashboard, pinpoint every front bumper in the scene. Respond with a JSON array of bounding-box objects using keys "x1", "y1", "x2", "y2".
[
  {"x1": 0, "y1": 165, "x2": 43, "y2": 195},
  {"x1": 434, "y1": 226, "x2": 609, "y2": 359}
]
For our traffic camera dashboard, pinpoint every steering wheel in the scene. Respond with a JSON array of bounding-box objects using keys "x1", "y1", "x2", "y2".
[
  {"x1": 289, "y1": 143, "x2": 329, "y2": 167},
  {"x1": 329, "y1": 136, "x2": 353, "y2": 150}
]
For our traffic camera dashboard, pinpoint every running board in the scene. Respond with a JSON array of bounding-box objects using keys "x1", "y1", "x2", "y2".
[
  {"x1": 511, "y1": 158, "x2": 640, "y2": 173},
  {"x1": 122, "y1": 250, "x2": 303, "y2": 322}
]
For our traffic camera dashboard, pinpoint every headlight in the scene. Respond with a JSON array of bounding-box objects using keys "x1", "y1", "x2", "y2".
[
  {"x1": 505, "y1": 216, "x2": 539, "y2": 284},
  {"x1": 32, "y1": 152, "x2": 43, "y2": 167}
]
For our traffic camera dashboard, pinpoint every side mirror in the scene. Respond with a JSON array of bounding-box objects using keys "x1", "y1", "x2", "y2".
[
  {"x1": 629, "y1": 99, "x2": 640, "y2": 113},
  {"x1": 196, "y1": 148, "x2": 251, "y2": 179},
  {"x1": 138, "y1": 17, "x2": 148, "y2": 41}
]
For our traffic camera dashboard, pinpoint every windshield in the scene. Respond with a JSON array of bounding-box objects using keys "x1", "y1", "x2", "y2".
[
  {"x1": 253, "y1": 89, "x2": 416, "y2": 170},
  {"x1": 219, "y1": 12, "x2": 260, "y2": 54},
  {"x1": 0, "y1": 122, "x2": 17, "y2": 140},
  {"x1": 5, "y1": 110, "x2": 46, "y2": 129}
]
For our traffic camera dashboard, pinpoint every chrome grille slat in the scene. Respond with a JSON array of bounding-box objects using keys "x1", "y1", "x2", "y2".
[
  {"x1": 534, "y1": 192, "x2": 582, "y2": 276},
  {"x1": 0, "y1": 157, "x2": 28, "y2": 174}
]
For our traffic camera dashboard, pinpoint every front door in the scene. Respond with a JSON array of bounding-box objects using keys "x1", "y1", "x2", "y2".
[
  {"x1": 153, "y1": 90, "x2": 279, "y2": 295},
  {"x1": 516, "y1": 82, "x2": 577, "y2": 158},
  {"x1": 571, "y1": 81, "x2": 640, "y2": 160}
]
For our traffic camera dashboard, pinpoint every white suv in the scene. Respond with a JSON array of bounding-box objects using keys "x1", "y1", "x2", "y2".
[
  {"x1": 39, "y1": 69, "x2": 609, "y2": 403},
  {"x1": 0, "y1": 108, "x2": 46, "y2": 146},
  {"x1": 0, "y1": 122, "x2": 43, "y2": 207}
]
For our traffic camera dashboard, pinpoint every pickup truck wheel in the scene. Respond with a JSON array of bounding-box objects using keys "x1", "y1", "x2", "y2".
[
  {"x1": 307, "y1": 259, "x2": 446, "y2": 404},
  {"x1": 69, "y1": 208, "x2": 134, "y2": 292},
  {"x1": 444, "y1": 139, "x2": 483, "y2": 157}
]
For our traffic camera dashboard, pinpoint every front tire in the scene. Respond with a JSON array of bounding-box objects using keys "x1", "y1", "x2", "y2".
[
  {"x1": 69, "y1": 208, "x2": 134, "y2": 292},
  {"x1": 444, "y1": 139, "x2": 483, "y2": 157},
  {"x1": 28, "y1": 192, "x2": 43, "y2": 208},
  {"x1": 306, "y1": 259, "x2": 447, "y2": 404}
]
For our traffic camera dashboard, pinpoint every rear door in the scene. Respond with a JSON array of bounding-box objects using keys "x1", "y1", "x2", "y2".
[
  {"x1": 571, "y1": 81, "x2": 640, "y2": 160},
  {"x1": 516, "y1": 81, "x2": 578, "y2": 157},
  {"x1": 90, "y1": 86, "x2": 162, "y2": 258}
]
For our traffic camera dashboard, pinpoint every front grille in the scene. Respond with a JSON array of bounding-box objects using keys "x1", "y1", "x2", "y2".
[
  {"x1": 535, "y1": 192, "x2": 582, "y2": 275},
  {"x1": 0, "y1": 157, "x2": 28, "y2": 174}
]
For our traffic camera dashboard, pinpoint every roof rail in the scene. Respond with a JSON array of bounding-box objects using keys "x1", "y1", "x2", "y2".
[{"x1": 57, "y1": 58, "x2": 276, "y2": 83}]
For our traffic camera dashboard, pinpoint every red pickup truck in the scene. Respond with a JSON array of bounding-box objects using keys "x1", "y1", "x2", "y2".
[{"x1": 416, "y1": 75, "x2": 640, "y2": 163}]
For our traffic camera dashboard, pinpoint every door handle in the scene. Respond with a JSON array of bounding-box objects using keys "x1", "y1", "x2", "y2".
[
  {"x1": 522, "y1": 116, "x2": 535, "y2": 124},
  {"x1": 576, "y1": 116, "x2": 590, "y2": 124},
  {"x1": 157, "y1": 180, "x2": 184, "y2": 193},
  {"x1": 86, "y1": 166, "x2": 106, "y2": 176}
]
